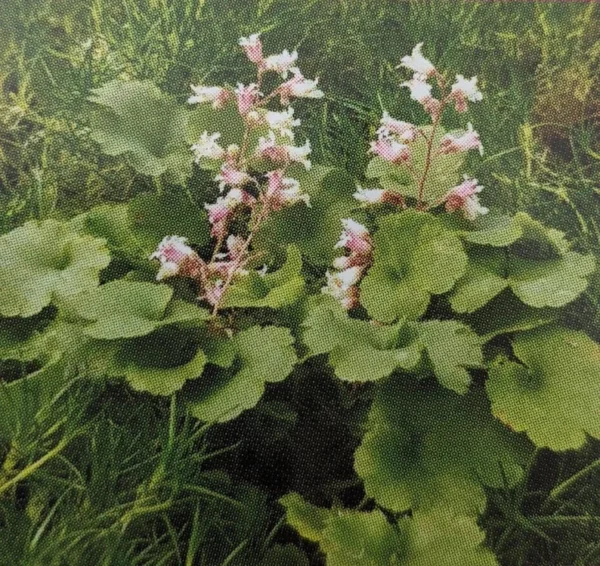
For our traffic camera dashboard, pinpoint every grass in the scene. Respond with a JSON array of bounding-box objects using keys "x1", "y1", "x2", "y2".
[{"x1": 1, "y1": 1, "x2": 600, "y2": 564}]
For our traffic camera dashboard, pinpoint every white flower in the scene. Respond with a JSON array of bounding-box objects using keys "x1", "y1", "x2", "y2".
[
  {"x1": 286, "y1": 139, "x2": 311, "y2": 169},
  {"x1": 188, "y1": 85, "x2": 230, "y2": 108},
  {"x1": 398, "y1": 43, "x2": 436, "y2": 79},
  {"x1": 401, "y1": 78, "x2": 433, "y2": 103},
  {"x1": 150, "y1": 236, "x2": 200, "y2": 281},
  {"x1": 263, "y1": 49, "x2": 298, "y2": 77},
  {"x1": 450, "y1": 75, "x2": 483, "y2": 112},
  {"x1": 279, "y1": 69, "x2": 324, "y2": 104},
  {"x1": 451, "y1": 75, "x2": 483, "y2": 102},
  {"x1": 439, "y1": 122, "x2": 484, "y2": 156},
  {"x1": 377, "y1": 112, "x2": 417, "y2": 142},
  {"x1": 265, "y1": 108, "x2": 301, "y2": 139},
  {"x1": 444, "y1": 176, "x2": 488, "y2": 220},
  {"x1": 191, "y1": 131, "x2": 226, "y2": 162},
  {"x1": 353, "y1": 187, "x2": 386, "y2": 204}
]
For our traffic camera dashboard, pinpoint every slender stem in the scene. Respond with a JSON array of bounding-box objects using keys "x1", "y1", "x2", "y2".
[
  {"x1": 210, "y1": 202, "x2": 270, "y2": 316},
  {"x1": 416, "y1": 101, "x2": 445, "y2": 208}
]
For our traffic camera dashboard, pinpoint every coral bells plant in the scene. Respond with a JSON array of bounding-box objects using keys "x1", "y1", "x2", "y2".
[
  {"x1": 153, "y1": 32, "x2": 323, "y2": 314},
  {"x1": 2, "y1": 36, "x2": 600, "y2": 566}
]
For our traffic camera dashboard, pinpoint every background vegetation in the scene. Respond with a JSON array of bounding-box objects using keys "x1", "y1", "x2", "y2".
[{"x1": 1, "y1": 1, "x2": 600, "y2": 564}]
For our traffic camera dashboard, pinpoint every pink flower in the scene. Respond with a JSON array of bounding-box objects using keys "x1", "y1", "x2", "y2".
[
  {"x1": 336, "y1": 219, "x2": 372, "y2": 256},
  {"x1": 322, "y1": 270, "x2": 361, "y2": 310},
  {"x1": 264, "y1": 170, "x2": 309, "y2": 210},
  {"x1": 444, "y1": 176, "x2": 488, "y2": 220},
  {"x1": 257, "y1": 133, "x2": 312, "y2": 169},
  {"x1": 353, "y1": 187, "x2": 405, "y2": 207},
  {"x1": 203, "y1": 280, "x2": 225, "y2": 306},
  {"x1": 439, "y1": 123, "x2": 483, "y2": 156},
  {"x1": 398, "y1": 43, "x2": 436, "y2": 79},
  {"x1": 204, "y1": 189, "x2": 255, "y2": 238},
  {"x1": 450, "y1": 75, "x2": 483, "y2": 113},
  {"x1": 401, "y1": 78, "x2": 441, "y2": 117},
  {"x1": 278, "y1": 69, "x2": 324, "y2": 105},
  {"x1": 239, "y1": 33, "x2": 263, "y2": 64},
  {"x1": 377, "y1": 112, "x2": 417, "y2": 142},
  {"x1": 214, "y1": 163, "x2": 252, "y2": 192},
  {"x1": 369, "y1": 138, "x2": 410, "y2": 164},
  {"x1": 235, "y1": 83, "x2": 260, "y2": 115},
  {"x1": 263, "y1": 49, "x2": 298, "y2": 78},
  {"x1": 188, "y1": 85, "x2": 230, "y2": 109},
  {"x1": 150, "y1": 236, "x2": 206, "y2": 281}
]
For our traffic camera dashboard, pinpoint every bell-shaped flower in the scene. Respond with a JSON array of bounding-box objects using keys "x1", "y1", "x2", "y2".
[
  {"x1": 353, "y1": 187, "x2": 386, "y2": 204},
  {"x1": 278, "y1": 69, "x2": 324, "y2": 105},
  {"x1": 257, "y1": 133, "x2": 312, "y2": 169},
  {"x1": 444, "y1": 176, "x2": 488, "y2": 220},
  {"x1": 239, "y1": 33, "x2": 263, "y2": 64},
  {"x1": 214, "y1": 163, "x2": 252, "y2": 192},
  {"x1": 188, "y1": 85, "x2": 230, "y2": 109},
  {"x1": 205, "y1": 188, "x2": 255, "y2": 239},
  {"x1": 369, "y1": 138, "x2": 410, "y2": 164},
  {"x1": 401, "y1": 78, "x2": 441, "y2": 117},
  {"x1": 286, "y1": 139, "x2": 312, "y2": 169},
  {"x1": 439, "y1": 122, "x2": 483, "y2": 156},
  {"x1": 265, "y1": 108, "x2": 301, "y2": 139},
  {"x1": 322, "y1": 270, "x2": 361, "y2": 310},
  {"x1": 263, "y1": 49, "x2": 298, "y2": 78},
  {"x1": 264, "y1": 170, "x2": 309, "y2": 210},
  {"x1": 450, "y1": 75, "x2": 483, "y2": 112},
  {"x1": 235, "y1": 83, "x2": 260, "y2": 116},
  {"x1": 398, "y1": 43, "x2": 436, "y2": 79},
  {"x1": 150, "y1": 235, "x2": 206, "y2": 281},
  {"x1": 377, "y1": 112, "x2": 417, "y2": 142},
  {"x1": 336, "y1": 218, "x2": 372, "y2": 256},
  {"x1": 191, "y1": 131, "x2": 226, "y2": 162}
]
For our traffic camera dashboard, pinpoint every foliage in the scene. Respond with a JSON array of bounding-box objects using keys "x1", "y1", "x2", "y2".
[{"x1": 2, "y1": 3, "x2": 600, "y2": 565}]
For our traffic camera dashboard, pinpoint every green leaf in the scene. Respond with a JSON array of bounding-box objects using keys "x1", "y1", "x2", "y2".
[
  {"x1": 487, "y1": 326, "x2": 600, "y2": 451},
  {"x1": 71, "y1": 204, "x2": 142, "y2": 257},
  {"x1": 365, "y1": 126, "x2": 464, "y2": 203},
  {"x1": 127, "y1": 192, "x2": 211, "y2": 252},
  {"x1": 450, "y1": 249, "x2": 509, "y2": 314},
  {"x1": 222, "y1": 246, "x2": 305, "y2": 309},
  {"x1": 302, "y1": 296, "x2": 420, "y2": 382},
  {"x1": 0, "y1": 220, "x2": 110, "y2": 318},
  {"x1": 414, "y1": 320, "x2": 483, "y2": 394},
  {"x1": 68, "y1": 280, "x2": 208, "y2": 340},
  {"x1": 401, "y1": 509, "x2": 497, "y2": 566},
  {"x1": 355, "y1": 379, "x2": 532, "y2": 515},
  {"x1": 81, "y1": 325, "x2": 208, "y2": 396},
  {"x1": 89, "y1": 80, "x2": 192, "y2": 182},
  {"x1": 280, "y1": 494, "x2": 405, "y2": 566},
  {"x1": 450, "y1": 245, "x2": 595, "y2": 314},
  {"x1": 465, "y1": 291, "x2": 558, "y2": 342},
  {"x1": 279, "y1": 493, "x2": 330, "y2": 543},
  {"x1": 462, "y1": 214, "x2": 523, "y2": 247},
  {"x1": 255, "y1": 166, "x2": 357, "y2": 265},
  {"x1": 185, "y1": 326, "x2": 297, "y2": 422},
  {"x1": 509, "y1": 252, "x2": 595, "y2": 308},
  {"x1": 360, "y1": 211, "x2": 467, "y2": 322},
  {"x1": 511, "y1": 212, "x2": 570, "y2": 259}
]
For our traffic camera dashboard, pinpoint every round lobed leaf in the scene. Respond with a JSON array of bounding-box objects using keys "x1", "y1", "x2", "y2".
[
  {"x1": 0, "y1": 220, "x2": 110, "y2": 318},
  {"x1": 185, "y1": 325, "x2": 297, "y2": 422},
  {"x1": 487, "y1": 325, "x2": 600, "y2": 451},
  {"x1": 355, "y1": 379, "x2": 533, "y2": 516},
  {"x1": 360, "y1": 210, "x2": 467, "y2": 322}
]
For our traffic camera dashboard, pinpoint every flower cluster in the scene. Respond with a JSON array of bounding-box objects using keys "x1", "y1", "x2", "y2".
[
  {"x1": 366, "y1": 42, "x2": 486, "y2": 219},
  {"x1": 151, "y1": 33, "x2": 323, "y2": 312},
  {"x1": 323, "y1": 219, "x2": 373, "y2": 310}
]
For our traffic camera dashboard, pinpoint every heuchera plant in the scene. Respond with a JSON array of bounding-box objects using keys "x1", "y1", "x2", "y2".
[
  {"x1": 1, "y1": 37, "x2": 599, "y2": 565},
  {"x1": 151, "y1": 32, "x2": 322, "y2": 314}
]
